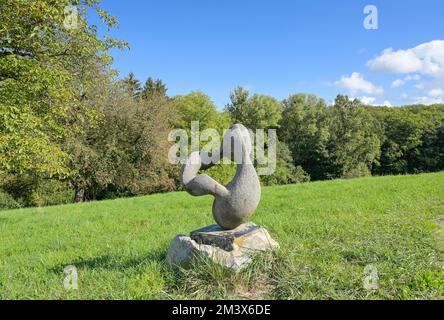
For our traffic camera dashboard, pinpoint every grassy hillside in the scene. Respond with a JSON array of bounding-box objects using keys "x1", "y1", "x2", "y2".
[{"x1": 0, "y1": 173, "x2": 443, "y2": 300}]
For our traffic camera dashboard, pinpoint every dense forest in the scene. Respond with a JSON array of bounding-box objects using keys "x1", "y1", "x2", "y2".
[{"x1": 1, "y1": 1, "x2": 443, "y2": 210}]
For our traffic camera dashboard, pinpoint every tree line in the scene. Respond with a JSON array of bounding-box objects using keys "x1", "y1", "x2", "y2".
[{"x1": 1, "y1": 1, "x2": 443, "y2": 209}]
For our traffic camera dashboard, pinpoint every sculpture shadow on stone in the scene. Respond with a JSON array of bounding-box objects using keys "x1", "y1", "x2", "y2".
[{"x1": 166, "y1": 124, "x2": 279, "y2": 272}]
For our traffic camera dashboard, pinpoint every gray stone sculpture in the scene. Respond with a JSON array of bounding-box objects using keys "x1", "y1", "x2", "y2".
[
  {"x1": 181, "y1": 123, "x2": 261, "y2": 230},
  {"x1": 166, "y1": 124, "x2": 278, "y2": 271}
]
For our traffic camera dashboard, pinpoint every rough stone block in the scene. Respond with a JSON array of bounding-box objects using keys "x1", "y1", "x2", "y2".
[{"x1": 166, "y1": 223, "x2": 279, "y2": 272}]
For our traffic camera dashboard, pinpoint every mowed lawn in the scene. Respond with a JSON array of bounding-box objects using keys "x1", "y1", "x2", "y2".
[{"x1": 0, "y1": 172, "x2": 443, "y2": 300}]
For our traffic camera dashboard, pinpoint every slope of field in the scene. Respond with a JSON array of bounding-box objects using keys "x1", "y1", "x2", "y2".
[{"x1": 0, "y1": 173, "x2": 443, "y2": 299}]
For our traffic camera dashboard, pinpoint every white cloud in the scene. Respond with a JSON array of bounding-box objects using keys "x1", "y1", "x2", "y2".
[
  {"x1": 405, "y1": 74, "x2": 421, "y2": 81},
  {"x1": 392, "y1": 79, "x2": 405, "y2": 88},
  {"x1": 369, "y1": 100, "x2": 393, "y2": 107},
  {"x1": 412, "y1": 96, "x2": 443, "y2": 105},
  {"x1": 428, "y1": 88, "x2": 443, "y2": 98},
  {"x1": 391, "y1": 74, "x2": 421, "y2": 88},
  {"x1": 382, "y1": 100, "x2": 392, "y2": 107},
  {"x1": 368, "y1": 48, "x2": 422, "y2": 73},
  {"x1": 334, "y1": 72, "x2": 384, "y2": 96},
  {"x1": 355, "y1": 96, "x2": 391, "y2": 107},
  {"x1": 360, "y1": 96, "x2": 376, "y2": 105},
  {"x1": 367, "y1": 40, "x2": 444, "y2": 77},
  {"x1": 415, "y1": 82, "x2": 425, "y2": 90}
]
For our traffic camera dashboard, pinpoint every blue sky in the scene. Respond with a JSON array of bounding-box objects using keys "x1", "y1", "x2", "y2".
[{"x1": 92, "y1": 0, "x2": 444, "y2": 108}]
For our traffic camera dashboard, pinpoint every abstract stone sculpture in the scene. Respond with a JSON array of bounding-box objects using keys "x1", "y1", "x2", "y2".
[
  {"x1": 166, "y1": 124, "x2": 278, "y2": 271},
  {"x1": 180, "y1": 123, "x2": 261, "y2": 230}
]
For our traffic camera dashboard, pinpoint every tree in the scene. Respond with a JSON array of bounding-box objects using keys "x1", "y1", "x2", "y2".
[
  {"x1": 246, "y1": 94, "x2": 283, "y2": 129},
  {"x1": 67, "y1": 84, "x2": 178, "y2": 201},
  {"x1": 226, "y1": 87, "x2": 282, "y2": 129},
  {"x1": 122, "y1": 72, "x2": 142, "y2": 99},
  {"x1": 226, "y1": 86, "x2": 250, "y2": 124},
  {"x1": 419, "y1": 124, "x2": 444, "y2": 172},
  {"x1": 279, "y1": 94, "x2": 330, "y2": 180},
  {"x1": 326, "y1": 95, "x2": 381, "y2": 178},
  {"x1": 141, "y1": 77, "x2": 168, "y2": 100},
  {"x1": 259, "y1": 140, "x2": 310, "y2": 186},
  {"x1": 173, "y1": 91, "x2": 231, "y2": 132},
  {"x1": 368, "y1": 104, "x2": 444, "y2": 175},
  {"x1": 0, "y1": 0, "x2": 126, "y2": 178}
]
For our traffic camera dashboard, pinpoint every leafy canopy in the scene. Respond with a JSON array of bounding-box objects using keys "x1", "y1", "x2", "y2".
[{"x1": 0, "y1": 0, "x2": 126, "y2": 177}]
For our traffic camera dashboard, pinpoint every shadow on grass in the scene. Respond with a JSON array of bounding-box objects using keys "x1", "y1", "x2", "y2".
[{"x1": 49, "y1": 249, "x2": 167, "y2": 273}]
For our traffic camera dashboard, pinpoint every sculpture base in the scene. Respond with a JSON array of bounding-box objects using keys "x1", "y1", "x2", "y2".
[{"x1": 166, "y1": 223, "x2": 279, "y2": 272}]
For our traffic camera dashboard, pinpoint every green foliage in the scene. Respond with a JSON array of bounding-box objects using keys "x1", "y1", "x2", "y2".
[
  {"x1": 226, "y1": 86, "x2": 282, "y2": 129},
  {"x1": 30, "y1": 180, "x2": 74, "y2": 207},
  {"x1": 260, "y1": 141, "x2": 310, "y2": 186},
  {"x1": 1, "y1": 1, "x2": 443, "y2": 208},
  {"x1": 342, "y1": 162, "x2": 371, "y2": 179},
  {"x1": 67, "y1": 84, "x2": 178, "y2": 201},
  {"x1": 247, "y1": 94, "x2": 282, "y2": 129},
  {"x1": 226, "y1": 86, "x2": 249, "y2": 125},
  {"x1": 280, "y1": 94, "x2": 330, "y2": 180},
  {"x1": 280, "y1": 94, "x2": 381, "y2": 180},
  {"x1": 367, "y1": 104, "x2": 444, "y2": 175},
  {"x1": 141, "y1": 77, "x2": 167, "y2": 100},
  {"x1": 419, "y1": 125, "x2": 444, "y2": 172},
  {"x1": 1, "y1": 174, "x2": 38, "y2": 207},
  {"x1": 174, "y1": 91, "x2": 231, "y2": 132},
  {"x1": 326, "y1": 95, "x2": 381, "y2": 179},
  {"x1": 377, "y1": 109, "x2": 425, "y2": 174},
  {"x1": 0, "y1": 174, "x2": 72, "y2": 207},
  {"x1": 0, "y1": 190, "x2": 21, "y2": 210},
  {"x1": 201, "y1": 162, "x2": 238, "y2": 186},
  {"x1": 0, "y1": 0, "x2": 126, "y2": 177},
  {"x1": 122, "y1": 72, "x2": 142, "y2": 99}
]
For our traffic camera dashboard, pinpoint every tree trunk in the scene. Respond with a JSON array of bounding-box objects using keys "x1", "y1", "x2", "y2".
[{"x1": 74, "y1": 188, "x2": 85, "y2": 203}]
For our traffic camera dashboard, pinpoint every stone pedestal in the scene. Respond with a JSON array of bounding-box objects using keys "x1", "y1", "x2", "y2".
[{"x1": 166, "y1": 223, "x2": 279, "y2": 272}]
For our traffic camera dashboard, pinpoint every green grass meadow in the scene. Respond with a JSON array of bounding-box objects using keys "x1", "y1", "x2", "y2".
[{"x1": 0, "y1": 172, "x2": 443, "y2": 300}]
